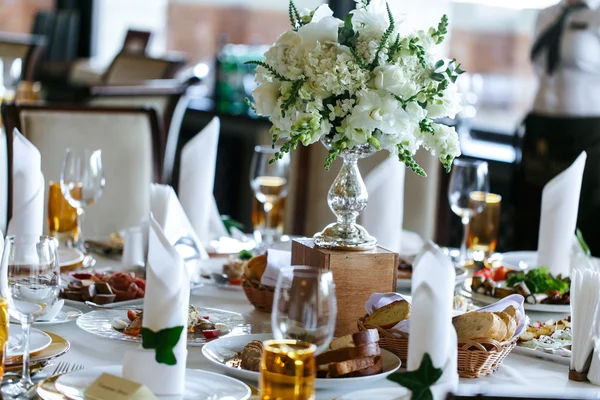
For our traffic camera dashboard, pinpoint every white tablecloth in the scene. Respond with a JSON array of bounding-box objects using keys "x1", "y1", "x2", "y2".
[{"x1": 39, "y1": 259, "x2": 600, "y2": 399}]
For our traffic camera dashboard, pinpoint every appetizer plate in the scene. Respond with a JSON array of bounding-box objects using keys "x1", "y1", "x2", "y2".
[
  {"x1": 335, "y1": 387, "x2": 410, "y2": 400},
  {"x1": 52, "y1": 365, "x2": 251, "y2": 400},
  {"x1": 64, "y1": 297, "x2": 143, "y2": 309},
  {"x1": 6, "y1": 331, "x2": 70, "y2": 369},
  {"x1": 467, "y1": 290, "x2": 571, "y2": 313},
  {"x1": 512, "y1": 345, "x2": 570, "y2": 366},
  {"x1": 58, "y1": 248, "x2": 85, "y2": 269},
  {"x1": 7, "y1": 325, "x2": 52, "y2": 357},
  {"x1": 76, "y1": 307, "x2": 246, "y2": 346},
  {"x1": 202, "y1": 333, "x2": 402, "y2": 389},
  {"x1": 397, "y1": 266, "x2": 468, "y2": 290}
]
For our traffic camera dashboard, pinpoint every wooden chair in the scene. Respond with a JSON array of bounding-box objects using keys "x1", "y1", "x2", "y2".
[
  {"x1": 3, "y1": 103, "x2": 163, "y2": 237},
  {"x1": 85, "y1": 77, "x2": 199, "y2": 184},
  {"x1": 102, "y1": 52, "x2": 185, "y2": 85},
  {"x1": 122, "y1": 30, "x2": 152, "y2": 55},
  {"x1": 0, "y1": 32, "x2": 46, "y2": 81}
]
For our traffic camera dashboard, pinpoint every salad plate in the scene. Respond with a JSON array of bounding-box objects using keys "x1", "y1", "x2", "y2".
[
  {"x1": 6, "y1": 331, "x2": 70, "y2": 369},
  {"x1": 467, "y1": 291, "x2": 570, "y2": 313},
  {"x1": 202, "y1": 333, "x2": 402, "y2": 389},
  {"x1": 76, "y1": 307, "x2": 247, "y2": 346},
  {"x1": 7, "y1": 325, "x2": 52, "y2": 358},
  {"x1": 49, "y1": 365, "x2": 251, "y2": 400}
]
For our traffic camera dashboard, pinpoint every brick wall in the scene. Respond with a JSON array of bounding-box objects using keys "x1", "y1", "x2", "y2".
[{"x1": 0, "y1": 0, "x2": 53, "y2": 34}]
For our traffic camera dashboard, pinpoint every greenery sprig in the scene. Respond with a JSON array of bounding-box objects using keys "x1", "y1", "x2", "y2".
[
  {"x1": 397, "y1": 144, "x2": 426, "y2": 176},
  {"x1": 419, "y1": 119, "x2": 434, "y2": 135},
  {"x1": 408, "y1": 38, "x2": 428, "y2": 69},
  {"x1": 289, "y1": 1, "x2": 303, "y2": 31},
  {"x1": 339, "y1": 14, "x2": 360, "y2": 48},
  {"x1": 369, "y1": 3, "x2": 395, "y2": 70},
  {"x1": 387, "y1": 34, "x2": 401, "y2": 62},
  {"x1": 244, "y1": 60, "x2": 291, "y2": 82},
  {"x1": 271, "y1": 134, "x2": 301, "y2": 164},
  {"x1": 281, "y1": 79, "x2": 305, "y2": 117},
  {"x1": 432, "y1": 14, "x2": 449, "y2": 44}
]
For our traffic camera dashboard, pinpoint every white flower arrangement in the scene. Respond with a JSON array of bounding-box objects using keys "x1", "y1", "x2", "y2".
[{"x1": 247, "y1": 0, "x2": 464, "y2": 176}]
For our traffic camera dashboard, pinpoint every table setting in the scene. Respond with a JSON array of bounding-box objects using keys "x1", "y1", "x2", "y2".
[{"x1": 2, "y1": 1, "x2": 600, "y2": 399}]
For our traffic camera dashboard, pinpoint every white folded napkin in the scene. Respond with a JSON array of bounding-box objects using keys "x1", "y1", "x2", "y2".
[
  {"x1": 178, "y1": 117, "x2": 228, "y2": 245},
  {"x1": 261, "y1": 249, "x2": 291, "y2": 287},
  {"x1": 537, "y1": 152, "x2": 587, "y2": 276},
  {"x1": 400, "y1": 230, "x2": 425, "y2": 259},
  {"x1": 571, "y1": 267, "x2": 600, "y2": 374},
  {"x1": 408, "y1": 241, "x2": 458, "y2": 399},
  {"x1": 150, "y1": 183, "x2": 208, "y2": 261},
  {"x1": 361, "y1": 157, "x2": 405, "y2": 252},
  {"x1": 7, "y1": 129, "x2": 44, "y2": 237},
  {"x1": 122, "y1": 216, "x2": 189, "y2": 396}
]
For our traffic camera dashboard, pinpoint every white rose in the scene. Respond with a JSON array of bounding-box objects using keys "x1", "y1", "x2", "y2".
[
  {"x1": 371, "y1": 65, "x2": 403, "y2": 90},
  {"x1": 348, "y1": 90, "x2": 411, "y2": 134},
  {"x1": 298, "y1": 16, "x2": 341, "y2": 50},
  {"x1": 426, "y1": 83, "x2": 462, "y2": 119},
  {"x1": 252, "y1": 82, "x2": 280, "y2": 117},
  {"x1": 311, "y1": 4, "x2": 334, "y2": 22},
  {"x1": 351, "y1": 0, "x2": 389, "y2": 32}
]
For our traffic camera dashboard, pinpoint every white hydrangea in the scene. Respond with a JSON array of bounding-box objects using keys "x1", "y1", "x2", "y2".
[{"x1": 250, "y1": 1, "x2": 464, "y2": 175}]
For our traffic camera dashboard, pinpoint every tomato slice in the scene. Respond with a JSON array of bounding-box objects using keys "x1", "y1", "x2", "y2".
[
  {"x1": 202, "y1": 329, "x2": 220, "y2": 340},
  {"x1": 493, "y1": 266, "x2": 509, "y2": 282},
  {"x1": 127, "y1": 310, "x2": 139, "y2": 322}
]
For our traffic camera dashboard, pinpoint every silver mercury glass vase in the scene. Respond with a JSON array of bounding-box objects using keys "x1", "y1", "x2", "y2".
[{"x1": 313, "y1": 137, "x2": 378, "y2": 250}]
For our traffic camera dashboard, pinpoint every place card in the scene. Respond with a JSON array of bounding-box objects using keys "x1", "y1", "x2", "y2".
[{"x1": 84, "y1": 373, "x2": 157, "y2": 400}]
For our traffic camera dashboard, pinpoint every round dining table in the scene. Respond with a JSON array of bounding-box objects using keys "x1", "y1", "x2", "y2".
[{"x1": 37, "y1": 257, "x2": 600, "y2": 400}]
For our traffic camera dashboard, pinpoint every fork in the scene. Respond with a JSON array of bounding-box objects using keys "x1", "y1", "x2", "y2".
[{"x1": 52, "y1": 361, "x2": 84, "y2": 376}]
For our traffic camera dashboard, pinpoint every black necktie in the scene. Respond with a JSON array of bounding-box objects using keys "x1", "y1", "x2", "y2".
[{"x1": 530, "y1": 2, "x2": 588, "y2": 75}]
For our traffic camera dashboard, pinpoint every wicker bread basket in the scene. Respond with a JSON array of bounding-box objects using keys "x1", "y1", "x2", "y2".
[
  {"x1": 358, "y1": 314, "x2": 517, "y2": 378},
  {"x1": 242, "y1": 278, "x2": 275, "y2": 313}
]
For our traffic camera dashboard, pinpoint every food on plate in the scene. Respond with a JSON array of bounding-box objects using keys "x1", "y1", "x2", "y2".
[
  {"x1": 471, "y1": 266, "x2": 570, "y2": 305},
  {"x1": 397, "y1": 258, "x2": 413, "y2": 280},
  {"x1": 518, "y1": 317, "x2": 572, "y2": 357},
  {"x1": 237, "y1": 329, "x2": 384, "y2": 379},
  {"x1": 61, "y1": 272, "x2": 145, "y2": 304},
  {"x1": 113, "y1": 305, "x2": 228, "y2": 340},
  {"x1": 452, "y1": 306, "x2": 519, "y2": 342},
  {"x1": 363, "y1": 300, "x2": 410, "y2": 329},
  {"x1": 453, "y1": 295, "x2": 470, "y2": 312},
  {"x1": 317, "y1": 329, "x2": 383, "y2": 378},
  {"x1": 240, "y1": 340, "x2": 264, "y2": 372},
  {"x1": 223, "y1": 250, "x2": 255, "y2": 285}
]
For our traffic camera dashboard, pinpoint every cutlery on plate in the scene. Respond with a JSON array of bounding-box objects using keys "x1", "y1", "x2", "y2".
[
  {"x1": 84, "y1": 301, "x2": 143, "y2": 311},
  {"x1": 52, "y1": 361, "x2": 84, "y2": 376}
]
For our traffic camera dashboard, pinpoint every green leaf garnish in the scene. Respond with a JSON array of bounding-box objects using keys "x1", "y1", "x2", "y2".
[
  {"x1": 576, "y1": 228, "x2": 591, "y2": 257},
  {"x1": 221, "y1": 215, "x2": 244, "y2": 235},
  {"x1": 141, "y1": 326, "x2": 184, "y2": 366},
  {"x1": 506, "y1": 267, "x2": 569, "y2": 294},
  {"x1": 387, "y1": 353, "x2": 442, "y2": 400},
  {"x1": 238, "y1": 249, "x2": 254, "y2": 261}
]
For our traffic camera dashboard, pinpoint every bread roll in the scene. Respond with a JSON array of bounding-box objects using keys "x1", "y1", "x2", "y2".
[
  {"x1": 494, "y1": 311, "x2": 517, "y2": 341},
  {"x1": 364, "y1": 300, "x2": 411, "y2": 329},
  {"x1": 453, "y1": 311, "x2": 507, "y2": 342},
  {"x1": 244, "y1": 254, "x2": 267, "y2": 282}
]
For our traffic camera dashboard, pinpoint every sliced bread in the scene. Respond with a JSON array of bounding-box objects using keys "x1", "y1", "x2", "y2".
[
  {"x1": 453, "y1": 311, "x2": 507, "y2": 342},
  {"x1": 364, "y1": 300, "x2": 411, "y2": 329},
  {"x1": 494, "y1": 311, "x2": 517, "y2": 341},
  {"x1": 329, "y1": 329, "x2": 379, "y2": 350},
  {"x1": 338, "y1": 356, "x2": 383, "y2": 378},
  {"x1": 327, "y1": 356, "x2": 378, "y2": 378},
  {"x1": 316, "y1": 343, "x2": 380, "y2": 365}
]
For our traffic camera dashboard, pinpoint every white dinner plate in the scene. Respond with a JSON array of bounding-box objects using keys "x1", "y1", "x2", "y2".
[
  {"x1": 53, "y1": 365, "x2": 251, "y2": 400},
  {"x1": 10, "y1": 306, "x2": 83, "y2": 326},
  {"x1": 58, "y1": 248, "x2": 85, "y2": 268},
  {"x1": 76, "y1": 307, "x2": 246, "y2": 346},
  {"x1": 499, "y1": 251, "x2": 537, "y2": 270},
  {"x1": 467, "y1": 290, "x2": 570, "y2": 313},
  {"x1": 512, "y1": 345, "x2": 571, "y2": 366},
  {"x1": 397, "y1": 266, "x2": 468, "y2": 290},
  {"x1": 202, "y1": 333, "x2": 402, "y2": 389},
  {"x1": 7, "y1": 325, "x2": 52, "y2": 357},
  {"x1": 334, "y1": 387, "x2": 410, "y2": 400}
]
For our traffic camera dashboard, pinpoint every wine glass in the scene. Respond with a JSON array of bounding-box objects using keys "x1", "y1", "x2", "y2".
[
  {"x1": 271, "y1": 266, "x2": 337, "y2": 354},
  {"x1": 249, "y1": 145, "x2": 290, "y2": 246},
  {"x1": 0, "y1": 236, "x2": 60, "y2": 396},
  {"x1": 60, "y1": 148, "x2": 105, "y2": 248},
  {"x1": 448, "y1": 159, "x2": 489, "y2": 266}
]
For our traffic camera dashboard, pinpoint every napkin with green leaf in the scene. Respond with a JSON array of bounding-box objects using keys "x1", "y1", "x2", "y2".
[{"x1": 122, "y1": 215, "x2": 189, "y2": 396}]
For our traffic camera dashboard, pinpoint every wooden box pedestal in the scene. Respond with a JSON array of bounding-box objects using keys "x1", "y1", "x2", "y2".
[{"x1": 291, "y1": 238, "x2": 398, "y2": 336}]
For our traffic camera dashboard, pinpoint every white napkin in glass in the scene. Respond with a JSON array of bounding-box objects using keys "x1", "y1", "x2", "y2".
[
  {"x1": 261, "y1": 249, "x2": 291, "y2": 287},
  {"x1": 361, "y1": 157, "x2": 405, "y2": 252},
  {"x1": 537, "y1": 151, "x2": 587, "y2": 276},
  {"x1": 408, "y1": 241, "x2": 458, "y2": 399},
  {"x1": 178, "y1": 117, "x2": 228, "y2": 245},
  {"x1": 122, "y1": 216, "x2": 189, "y2": 396},
  {"x1": 571, "y1": 267, "x2": 600, "y2": 373},
  {"x1": 7, "y1": 129, "x2": 44, "y2": 237},
  {"x1": 150, "y1": 183, "x2": 208, "y2": 261}
]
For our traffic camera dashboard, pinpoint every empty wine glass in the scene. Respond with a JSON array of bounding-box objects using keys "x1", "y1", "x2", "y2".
[
  {"x1": 0, "y1": 236, "x2": 60, "y2": 396},
  {"x1": 448, "y1": 159, "x2": 489, "y2": 266},
  {"x1": 60, "y1": 148, "x2": 105, "y2": 247},
  {"x1": 250, "y1": 146, "x2": 290, "y2": 246},
  {"x1": 271, "y1": 266, "x2": 337, "y2": 354}
]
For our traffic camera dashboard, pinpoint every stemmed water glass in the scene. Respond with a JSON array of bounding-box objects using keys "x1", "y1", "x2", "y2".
[
  {"x1": 448, "y1": 159, "x2": 489, "y2": 266},
  {"x1": 249, "y1": 146, "x2": 290, "y2": 246},
  {"x1": 0, "y1": 236, "x2": 60, "y2": 396},
  {"x1": 60, "y1": 148, "x2": 105, "y2": 248},
  {"x1": 271, "y1": 266, "x2": 337, "y2": 354}
]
